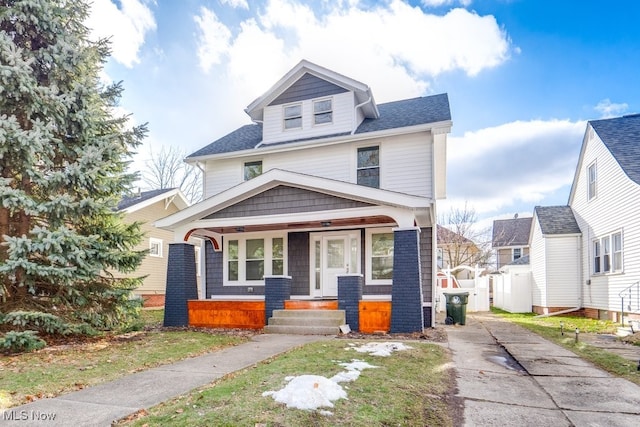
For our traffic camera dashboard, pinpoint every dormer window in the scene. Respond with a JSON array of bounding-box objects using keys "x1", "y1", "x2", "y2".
[
  {"x1": 313, "y1": 99, "x2": 332, "y2": 125},
  {"x1": 283, "y1": 104, "x2": 302, "y2": 130}
]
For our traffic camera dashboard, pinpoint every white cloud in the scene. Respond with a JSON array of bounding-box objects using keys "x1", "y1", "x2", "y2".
[
  {"x1": 594, "y1": 99, "x2": 629, "y2": 119},
  {"x1": 194, "y1": 7, "x2": 232, "y2": 72},
  {"x1": 192, "y1": 0, "x2": 512, "y2": 103},
  {"x1": 445, "y1": 119, "x2": 586, "y2": 215},
  {"x1": 86, "y1": 0, "x2": 156, "y2": 68},
  {"x1": 422, "y1": 0, "x2": 473, "y2": 7},
  {"x1": 221, "y1": 0, "x2": 249, "y2": 9}
]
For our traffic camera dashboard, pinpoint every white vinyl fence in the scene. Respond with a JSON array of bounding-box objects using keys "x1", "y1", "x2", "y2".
[{"x1": 436, "y1": 265, "x2": 490, "y2": 313}]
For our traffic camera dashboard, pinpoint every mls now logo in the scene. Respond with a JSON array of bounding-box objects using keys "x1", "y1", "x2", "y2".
[{"x1": 2, "y1": 410, "x2": 57, "y2": 421}]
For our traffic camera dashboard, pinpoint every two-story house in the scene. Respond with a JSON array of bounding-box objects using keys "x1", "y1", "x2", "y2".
[
  {"x1": 491, "y1": 215, "x2": 533, "y2": 269},
  {"x1": 156, "y1": 60, "x2": 451, "y2": 333}
]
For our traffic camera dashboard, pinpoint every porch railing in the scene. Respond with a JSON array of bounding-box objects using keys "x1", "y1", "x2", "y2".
[{"x1": 619, "y1": 280, "x2": 640, "y2": 325}]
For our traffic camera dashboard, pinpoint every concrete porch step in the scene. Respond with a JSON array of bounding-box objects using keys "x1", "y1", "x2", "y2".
[{"x1": 264, "y1": 309, "x2": 346, "y2": 335}]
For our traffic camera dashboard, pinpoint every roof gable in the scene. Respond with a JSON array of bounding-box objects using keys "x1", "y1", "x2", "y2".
[
  {"x1": 118, "y1": 188, "x2": 188, "y2": 213},
  {"x1": 534, "y1": 205, "x2": 581, "y2": 235},
  {"x1": 245, "y1": 60, "x2": 378, "y2": 122},
  {"x1": 269, "y1": 73, "x2": 348, "y2": 106},
  {"x1": 492, "y1": 216, "x2": 533, "y2": 248},
  {"x1": 589, "y1": 114, "x2": 640, "y2": 185}
]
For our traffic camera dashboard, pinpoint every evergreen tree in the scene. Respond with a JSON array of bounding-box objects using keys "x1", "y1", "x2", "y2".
[{"x1": 0, "y1": 0, "x2": 147, "y2": 345}]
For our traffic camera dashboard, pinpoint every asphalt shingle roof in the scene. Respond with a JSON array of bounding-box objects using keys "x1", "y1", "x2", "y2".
[
  {"x1": 117, "y1": 188, "x2": 176, "y2": 211},
  {"x1": 534, "y1": 205, "x2": 581, "y2": 235},
  {"x1": 187, "y1": 94, "x2": 451, "y2": 159},
  {"x1": 590, "y1": 114, "x2": 640, "y2": 185},
  {"x1": 491, "y1": 217, "x2": 533, "y2": 248}
]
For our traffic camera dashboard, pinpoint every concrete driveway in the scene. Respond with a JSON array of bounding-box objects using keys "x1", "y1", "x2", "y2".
[{"x1": 446, "y1": 313, "x2": 640, "y2": 426}]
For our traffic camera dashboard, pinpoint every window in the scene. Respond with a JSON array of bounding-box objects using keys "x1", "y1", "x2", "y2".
[
  {"x1": 149, "y1": 238, "x2": 163, "y2": 258},
  {"x1": 593, "y1": 231, "x2": 623, "y2": 274},
  {"x1": 587, "y1": 162, "x2": 597, "y2": 200},
  {"x1": 357, "y1": 146, "x2": 380, "y2": 188},
  {"x1": 512, "y1": 248, "x2": 522, "y2": 261},
  {"x1": 283, "y1": 104, "x2": 302, "y2": 130},
  {"x1": 366, "y1": 229, "x2": 394, "y2": 283},
  {"x1": 313, "y1": 99, "x2": 332, "y2": 125},
  {"x1": 224, "y1": 234, "x2": 286, "y2": 284},
  {"x1": 244, "y1": 160, "x2": 262, "y2": 181}
]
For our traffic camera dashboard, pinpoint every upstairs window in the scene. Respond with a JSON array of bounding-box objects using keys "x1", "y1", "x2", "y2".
[
  {"x1": 313, "y1": 99, "x2": 332, "y2": 125},
  {"x1": 587, "y1": 162, "x2": 597, "y2": 200},
  {"x1": 244, "y1": 160, "x2": 262, "y2": 181},
  {"x1": 283, "y1": 104, "x2": 302, "y2": 130},
  {"x1": 512, "y1": 248, "x2": 522, "y2": 261},
  {"x1": 357, "y1": 146, "x2": 380, "y2": 188}
]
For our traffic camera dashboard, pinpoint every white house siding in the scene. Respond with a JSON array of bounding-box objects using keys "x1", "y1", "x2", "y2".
[
  {"x1": 203, "y1": 131, "x2": 434, "y2": 199},
  {"x1": 262, "y1": 92, "x2": 355, "y2": 144},
  {"x1": 530, "y1": 217, "x2": 547, "y2": 307},
  {"x1": 570, "y1": 127, "x2": 640, "y2": 315},
  {"x1": 545, "y1": 235, "x2": 581, "y2": 307}
]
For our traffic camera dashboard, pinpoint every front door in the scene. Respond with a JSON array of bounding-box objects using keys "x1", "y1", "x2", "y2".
[{"x1": 311, "y1": 232, "x2": 360, "y2": 298}]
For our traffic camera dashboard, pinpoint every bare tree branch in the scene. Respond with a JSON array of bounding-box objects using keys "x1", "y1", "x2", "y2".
[{"x1": 142, "y1": 146, "x2": 202, "y2": 204}]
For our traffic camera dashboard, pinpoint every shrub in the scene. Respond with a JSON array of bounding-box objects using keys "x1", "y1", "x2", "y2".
[{"x1": 0, "y1": 331, "x2": 46, "y2": 353}]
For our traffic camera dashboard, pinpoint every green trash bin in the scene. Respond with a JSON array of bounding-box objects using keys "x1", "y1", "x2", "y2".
[{"x1": 444, "y1": 292, "x2": 469, "y2": 325}]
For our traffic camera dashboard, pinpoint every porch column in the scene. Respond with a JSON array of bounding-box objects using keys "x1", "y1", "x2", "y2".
[
  {"x1": 164, "y1": 243, "x2": 198, "y2": 327},
  {"x1": 265, "y1": 276, "x2": 292, "y2": 324},
  {"x1": 338, "y1": 274, "x2": 363, "y2": 332},
  {"x1": 390, "y1": 227, "x2": 424, "y2": 333}
]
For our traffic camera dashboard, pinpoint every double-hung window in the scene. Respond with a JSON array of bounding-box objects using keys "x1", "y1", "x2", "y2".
[
  {"x1": 587, "y1": 162, "x2": 597, "y2": 200},
  {"x1": 225, "y1": 234, "x2": 286, "y2": 284},
  {"x1": 593, "y1": 231, "x2": 623, "y2": 274},
  {"x1": 366, "y1": 228, "x2": 394, "y2": 284},
  {"x1": 357, "y1": 146, "x2": 380, "y2": 188},
  {"x1": 283, "y1": 104, "x2": 302, "y2": 130},
  {"x1": 512, "y1": 248, "x2": 522, "y2": 261},
  {"x1": 149, "y1": 238, "x2": 163, "y2": 258},
  {"x1": 313, "y1": 99, "x2": 332, "y2": 125}
]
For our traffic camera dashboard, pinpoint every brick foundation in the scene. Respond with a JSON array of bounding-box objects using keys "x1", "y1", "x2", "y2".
[{"x1": 140, "y1": 294, "x2": 165, "y2": 308}]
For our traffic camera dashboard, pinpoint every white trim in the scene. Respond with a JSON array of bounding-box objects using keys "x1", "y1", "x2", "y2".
[
  {"x1": 149, "y1": 237, "x2": 163, "y2": 258},
  {"x1": 222, "y1": 231, "x2": 287, "y2": 287},
  {"x1": 209, "y1": 295, "x2": 264, "y2": 300},
  {"x1": 362, "y1": 294, "x2": 391, "y2": 301},
  {"x1": 365, "y1": 227, "x2": 394, "y2": 286}
]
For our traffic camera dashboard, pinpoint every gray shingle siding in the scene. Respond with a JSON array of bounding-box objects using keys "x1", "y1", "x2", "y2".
[
  {"x1": 205, "y1": 185, "x2": 373, "y2": 219},
  {"x1": 590, "y1": 114, "x2": 640, "y2": 185},
  {"x1": 287, "y1": 232, "x2": 310, "y2": 295},
  {"x1": 269, "y1": 73, "x2": 348, "y2": 106},
  {"x1": 534, "y1": 205, "x2": 581, "y2": 235},
  {"x1": 187, "y1": 93, "x2": 451, "y2": 159}
]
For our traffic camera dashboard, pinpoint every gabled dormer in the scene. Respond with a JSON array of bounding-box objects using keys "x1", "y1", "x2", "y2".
[{"x1": 245, "y1": 60, "x2": 380, "y2": 145}]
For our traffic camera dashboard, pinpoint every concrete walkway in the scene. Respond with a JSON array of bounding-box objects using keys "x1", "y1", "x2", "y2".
[
  {"x1": 446, "y1": 313, "x2": 640, "y2": 426},
  {"x1": 2, "y1": 334, "x2": 327, "y2": 427}
]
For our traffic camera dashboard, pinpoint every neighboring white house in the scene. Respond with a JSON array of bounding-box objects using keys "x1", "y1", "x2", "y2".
[
  {"x1": 566, "y1": 114, "x2": 640, "y2": 322},
  {"x1": 529, "y1": 205, "x2": 581, "y2": 314},
  {"x1": 155, "y1": 60, "x2": 452, "y2": 330}
]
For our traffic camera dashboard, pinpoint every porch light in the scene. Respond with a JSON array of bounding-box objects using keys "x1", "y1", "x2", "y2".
[
  {"x1": 321, "y1": 221, "x2": 331, "y2": 227},
  {"x1": 236, "y1": 226, "x2": 245, "y2": 232}
]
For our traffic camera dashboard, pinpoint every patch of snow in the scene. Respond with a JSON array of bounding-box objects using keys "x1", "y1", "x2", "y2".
[{"x1": 346, "y1": 341, "x2": 413, "y2": 357}]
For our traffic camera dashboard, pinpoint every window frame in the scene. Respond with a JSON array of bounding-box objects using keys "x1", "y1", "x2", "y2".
[
  {"x1": 592, "y1": 230, "x2": 623, "y2": 275},
  {"x1": 365, "y1": 228, "x2": 394, "y2": 285},
  {"x1": 244, "y1": 160, "x2": 263, "y2": 181},
  {"x1": 149, "y1": 237, "x2": 163, "y2": 258},
  {"x1": 313, "y1": 98, "x2": 333, "y2": 126},
  {"x1": 587, "y1": 161, "x2": 597, "y2": 201},
  {"x1": 223, "y1": 232, "x2": 287, "y2": 286},
  {"x1": 512, "y1": 247, "x2": 522, "y2": 262},
  {"x1": 283, "y1": 103, "x2": 302, "y2": 130},
  {"x1": 357, "y1": 145, "x2": 380, "y2": 188}
]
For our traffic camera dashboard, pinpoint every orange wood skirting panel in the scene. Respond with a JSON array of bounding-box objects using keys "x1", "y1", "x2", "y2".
[
  {"x1": 359, "y1": 301, "x2": 391, "y2": 333},
  {"x1": 284, "y1": 300, "x2": 339, "y2": 310},
  {"x1": 188, "y1": 300, "x2": 265, "y2": 329}
]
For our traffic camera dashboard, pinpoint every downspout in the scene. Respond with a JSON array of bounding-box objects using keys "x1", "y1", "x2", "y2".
[
  {"x1": 252, "y1": 119, "x2": 265, "y2": 148},
  {"x1": 352, "y1": 96, "x2": 372, "y2": 134}
]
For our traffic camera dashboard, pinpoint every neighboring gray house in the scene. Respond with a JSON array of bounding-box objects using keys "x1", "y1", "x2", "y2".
[
  {"x1": 492, "y1": 216, "x2": 533, "y2": 269},
  {"x1": 529, "y1": 205, "x2": 581, "y2": 314},
  {"x1": 156, "y1": 60, "x2": 452, "y2": 332}
]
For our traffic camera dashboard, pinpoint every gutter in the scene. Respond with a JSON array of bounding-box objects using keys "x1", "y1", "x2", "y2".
[{"x1": 352, "y1": 96, "x2": 372, "y2": 134}]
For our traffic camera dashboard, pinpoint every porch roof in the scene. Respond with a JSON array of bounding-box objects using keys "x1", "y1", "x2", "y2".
[{"x1": 155, "y1": 169, "x2": 434, "y2": 239}]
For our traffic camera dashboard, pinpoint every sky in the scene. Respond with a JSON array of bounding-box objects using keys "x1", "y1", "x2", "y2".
[{"x1": 85, "y1": 0, "x2": 640, "y2": 229}]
